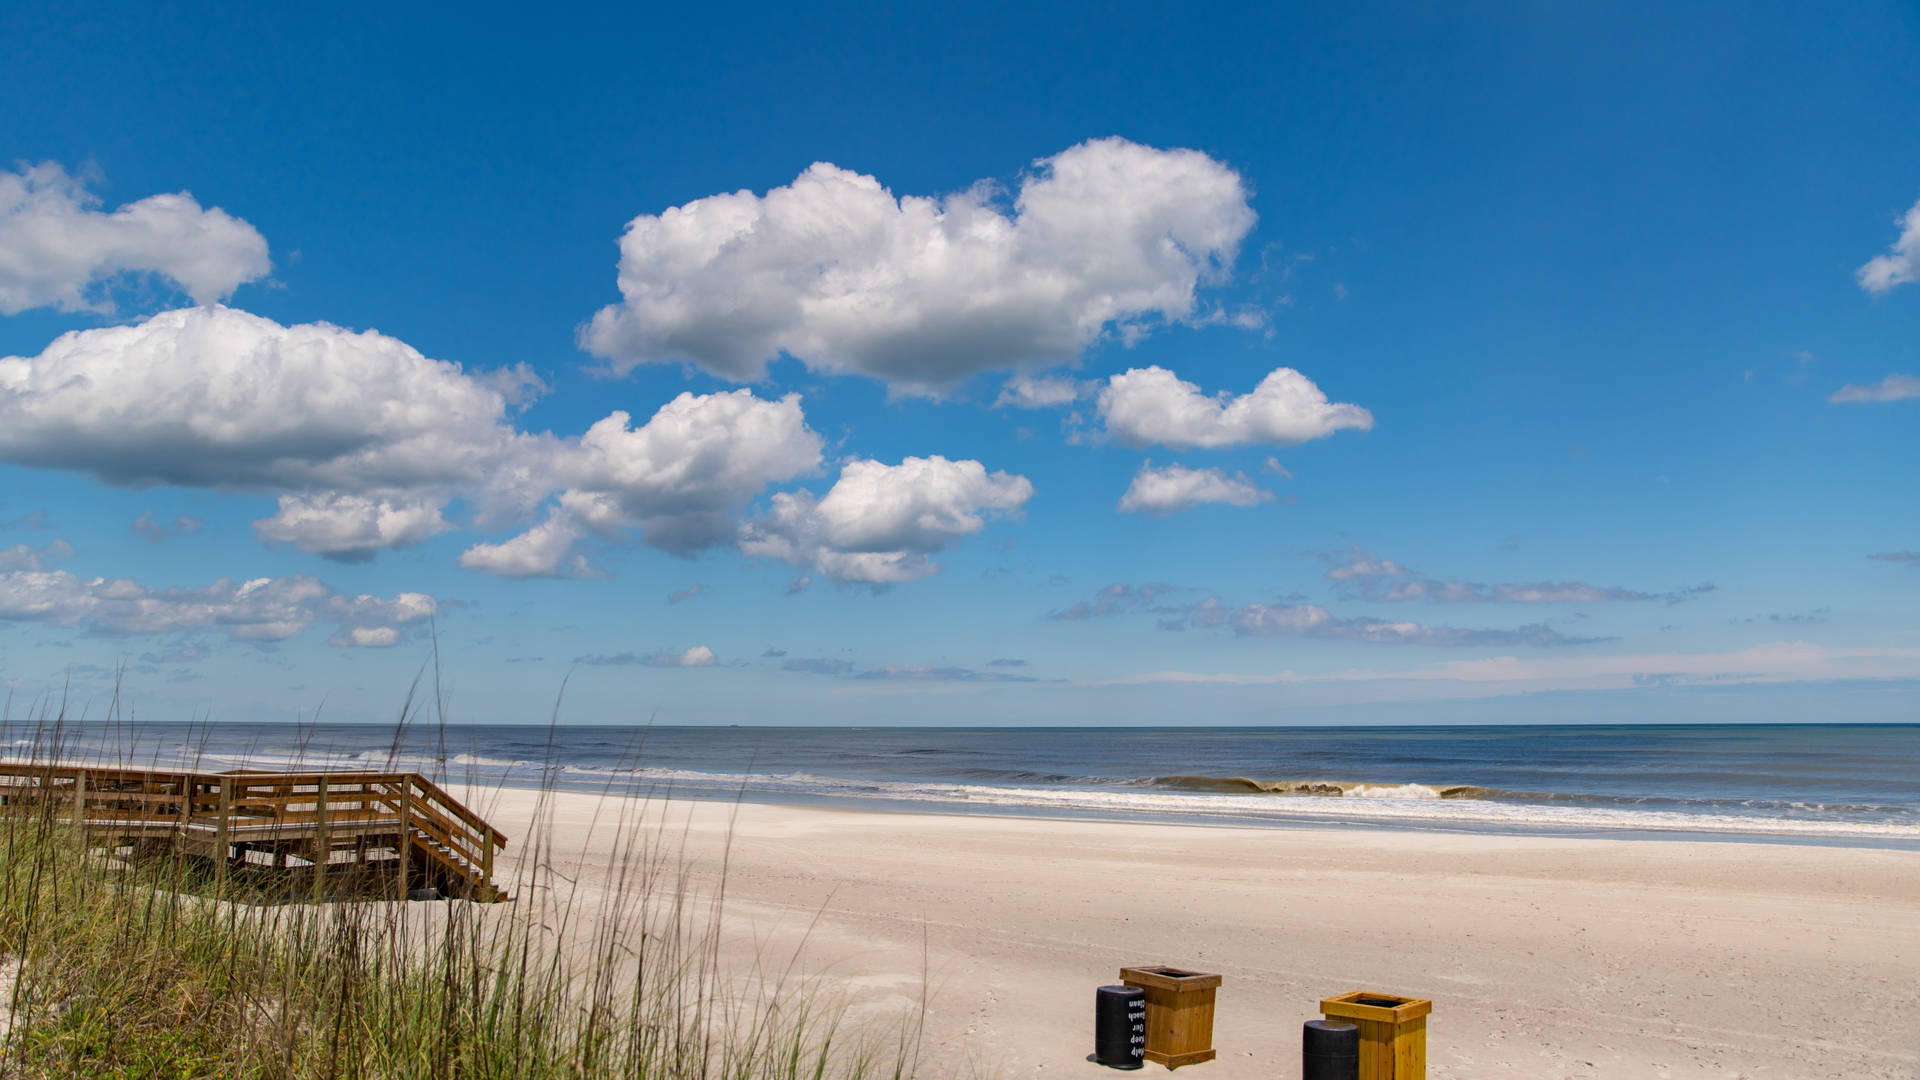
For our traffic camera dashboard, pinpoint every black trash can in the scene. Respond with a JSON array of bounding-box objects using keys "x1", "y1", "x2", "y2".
[
  {"x1": 1303, "y1": 1019, "x2": 1358, "y2": 1080},
  {"x1": 1093, "y1": 983, "x2": 1147, "y2": 1069}
]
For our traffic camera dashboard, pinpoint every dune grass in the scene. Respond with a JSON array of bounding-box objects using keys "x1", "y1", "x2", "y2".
[{"x1": 0, "y1": 698, "x2": 922, "y2": 1079}]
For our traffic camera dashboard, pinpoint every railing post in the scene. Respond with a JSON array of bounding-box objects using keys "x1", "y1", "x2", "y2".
[
  {"x1": 312, "y1": 776, "x2": 329, "y2": 897},
  {"x1": 214, "y1": 776, "x2": 231, "y2": 889},
  {"x1": 482, "y1": 825, "x2": 494, "y2": 887},
  {"x1": 71, "y1": 769, "x2": 87, "y2": 849},
  {"x1": 395, "y1": 778, "x2": 411, "y2": 898}
]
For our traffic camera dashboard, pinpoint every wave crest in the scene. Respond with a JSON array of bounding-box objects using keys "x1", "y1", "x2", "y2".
[{"x1": 1150, "y1": 776, "x2": 1495, "y2": 800}]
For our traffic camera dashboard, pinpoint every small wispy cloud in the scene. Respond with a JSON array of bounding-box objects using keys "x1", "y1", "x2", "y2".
[
  {"x1": 132, "y1": 510, "x2": 204, "y2": 543},
  {"x1": 994, "y1": 373, "x2": 1085, "y2": 410},
  {"x1": 1046, "y1": 582, "x2": 1182, "y2": 621},
  {"x1": 778, "y1": 656, "x2": 1039, "y2": 682},
  {"x1": 667, "y1": 584, "x2": 704, "y2": 605},
  {"x1": 575, "y1": 645, "x2": 716, "y2": 668},
  {"x1": 1076, "y1": 643, "x2": 1920, "y2": 693},
  {"x1": 1321, "y1": 545, "x2": 1710, "y2": 606},
  {"x1": 851, "y1": 665, "x2": 1038, "y2": 683},
  {"x1": 782, "y1": 657, "x2": 854, "y2": 675},
  {"x1": 1220, "y1": 600, "x2": 1609, "y2": 647},
  {"x1": 0, "y1": 538, "x2": 73, "y2": 572},
  {"x1": 1055, "y1": 580, "x2": 1608, "y2": 648},
  {"x1": 139, "y1": 642, "x2": 210, "y2": 664},
  {"x1": 1733, "y1": 608, "x2": 1830, "y2": 626},
  {"x1": 1829, "y1": 374, "x2": 1920, "y2": 404}
]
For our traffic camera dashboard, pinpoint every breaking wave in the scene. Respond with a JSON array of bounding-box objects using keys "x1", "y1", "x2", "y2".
[{"x1": 1149, "y1": 776, "x2": 1495, "y2": 799}]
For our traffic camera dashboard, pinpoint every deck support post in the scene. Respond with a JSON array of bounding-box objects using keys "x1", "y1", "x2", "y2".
[
  {"x1": 70, "y1": 769, "x2": 87, "y2": 849},
  {"x1": 395, "y1": 780, "x2": 411, "y2": 898},
  {"x1": 214, "y1": 777, "x2": 231, "y2": 889},
  {"x1": 175, "y1": 775, "x2": 190, "y2": 857},
  {"x1": 312, "y1": 776, "x2": 329, "y2": 897},
  {"x1": 482, "y1": 826, "x2": 494, "y2": 894}
]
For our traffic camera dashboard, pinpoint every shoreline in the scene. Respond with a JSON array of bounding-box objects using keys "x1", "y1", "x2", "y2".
[
  {"x1": 455, "y1": 775, "x2": 1920, "y2": 851},
  {"x1": 473, "y1": 785, "x2": 1920, "y2": 1079},
  {"x1": 9, "y1": 749, "x2": 1916, "y2": 850},
  {"x1": 18, "y1": 720, "x2": 1914, "y2": 852},
  {"x1": 15, "y1": 721, "x2": 1915, "y2": 852}
]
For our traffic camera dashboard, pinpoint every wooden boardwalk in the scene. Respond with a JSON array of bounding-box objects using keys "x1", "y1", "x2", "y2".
[{"x1": 0, "y1": 763, "x2": 509, "y2": 901}]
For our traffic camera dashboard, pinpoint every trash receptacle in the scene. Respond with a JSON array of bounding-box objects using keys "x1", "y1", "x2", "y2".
[
  {"x1": 1093, "y1": 984, "x2": 1148, "y2": 1068},
  {"x1": 1120, "y1": 966, "x2": 1222, "y2": 1069},
  {"x1": 1303, "y1": 1019, "x2": 1358, "y2": 1080},
  {"x1": 1319, "y1": 991, "x2": 1430, "y2": 1080}
]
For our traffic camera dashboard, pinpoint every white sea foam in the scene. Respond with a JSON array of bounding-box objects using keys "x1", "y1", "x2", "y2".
[
  {"x1": 451, "y1": 753, "x2": 534, "y2": 770},
  {"x1": 1347, "y1": 783, "x2": 1444, "y2": 799},
  {"x1": 564, "y1": 768, "x2": 1920, "y2": 842}
]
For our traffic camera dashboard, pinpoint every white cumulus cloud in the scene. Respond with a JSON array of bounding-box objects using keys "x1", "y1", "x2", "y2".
[
  {"x1": 1117, "y1": 463, "x2": 1271, "y2": 515},
  {"x1": 550, "y1": 390, "x2": 824, "y2": 555},
  {"x1": 0, "y1": 538, "x2": 74, "y2": 572},
  {"x1": 582, "y1": 138, "x2": 1257, "y2": 391},
  {"x1": 457, "y1": 511, "x2": 596, "y2": 579},
  {"x1": 321, "y1": 590, "x2": 439, "y2": 648},
  {"x1": 254, "y1": 493, "x2": 452, "y2": 562},
  {"x1": 0, "y1": 567, "x2": 434, "y2": 647},
  {"x1": 0, "y1": 163, "x2": 270, "y2": 315},
  {"x1": 1097, "y1": 365, "x2": 1372, "y2": 449},
  {"x1": 741, "y1": 456, "x2": 1032, "y2": 584},
  {"x1": 650, "y1": 645, "x2": 716, "y2": 668},
  {"x1": 0, "y1": 307, "x2": 824, "y2": 570},
  {"x1": 0, "y1": 305, "x2": 522, "y2": 493},
  {"x1": 335, "y1": 626, "x2": 400, "y2": 648},
  {"x1": 994, "y1": 373, "x2": 1084, "y2": 409},
  {"x1": 1858, "y1": 196, "x2": 1920, "y2": 296}
]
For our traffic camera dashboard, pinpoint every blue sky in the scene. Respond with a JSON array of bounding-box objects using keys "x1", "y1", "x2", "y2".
[{"x1": 1, "y1": 1, "x2": 1916, "y2": 725}]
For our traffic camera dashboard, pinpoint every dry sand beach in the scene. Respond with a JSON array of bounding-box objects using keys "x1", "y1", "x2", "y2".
[{"x1": 472, "y1": 786, "x2": 1920, "y2": 1080}]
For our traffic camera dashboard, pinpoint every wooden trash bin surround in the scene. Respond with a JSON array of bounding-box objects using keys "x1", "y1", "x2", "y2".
[
  {"x1": 1119, "y1": 966, "x2": 1221, "y2": 1069},
  {"x1": 1320, "y1": 991, "x2": 1431, "y2": 1080}
]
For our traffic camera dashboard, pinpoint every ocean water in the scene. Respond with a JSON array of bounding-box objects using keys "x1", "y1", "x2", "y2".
[{"x1": 10, "y1": 722, "x2": 1918, "y2": 846}]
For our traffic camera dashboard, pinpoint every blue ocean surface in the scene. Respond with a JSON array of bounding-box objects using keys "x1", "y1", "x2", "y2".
[{"x1": 10, "y1": 722, "x2": 1918, "y2": 847}]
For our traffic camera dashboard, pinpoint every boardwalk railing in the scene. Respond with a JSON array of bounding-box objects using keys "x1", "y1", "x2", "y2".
[{"x1": 0, "y1": 763, "x2": 510, "y2": 901}]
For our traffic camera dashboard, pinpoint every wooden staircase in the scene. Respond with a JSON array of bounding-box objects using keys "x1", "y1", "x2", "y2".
[{"x1": 0, "y1": 763, "x2": 511, "y2": 901}]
